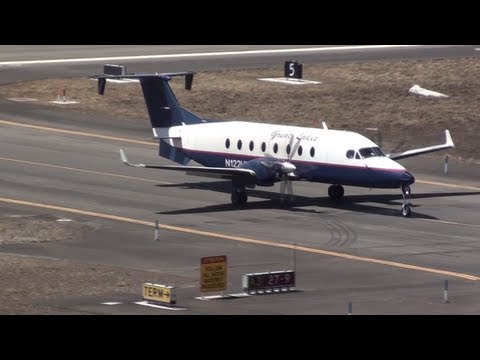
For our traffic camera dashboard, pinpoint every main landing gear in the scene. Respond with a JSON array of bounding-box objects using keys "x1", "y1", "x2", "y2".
[
  {"x1": 231, "y1": 185, "x2": 248, "y2": 206},
  {"x1": 328, "y1": 184, "x2": 344, "y2": 200},
  {"x1": 401, "y1": 184, "x2": 412, "y2": 217}
]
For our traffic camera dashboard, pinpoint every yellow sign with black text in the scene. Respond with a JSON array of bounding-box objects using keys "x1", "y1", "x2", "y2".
[
  {"x1": 143, "y1": 283, "x2": 175, "y2": 304},
  {"x1": 200, "y1": 255, "x2": 227, "y2": 292}
]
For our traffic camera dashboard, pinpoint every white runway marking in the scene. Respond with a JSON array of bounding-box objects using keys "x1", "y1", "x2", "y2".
[
  {"x1": 258, "y1": 78, "x2": 321, "y2": 85},
  {"x1": 88, "y1": 78, "x2": 139, "y2": 84},
  {"x1": 101, "y1": 302, "x2": 123, "y2": 306},
  {"x1": 0, "y1": 46, "x2": 421, "y2": 66},
  {"x1": 195, "y1": 295, "x2": 227, "y2": 300},
  {"x1": 134, "y1": 301, "x2": 186, "y2": 311},
  {"x1": 7, "y1": 98, "x2": 38, "y2": 102},
  {"x1": 49, "y1": 100, "x2": 79, "y2": 105},
  {"x1": 105, "y1": 79, "x2": 139, "y2": 84},
  {"x1": 195, "y1": 293, "x2": 250, "y2": 300}
]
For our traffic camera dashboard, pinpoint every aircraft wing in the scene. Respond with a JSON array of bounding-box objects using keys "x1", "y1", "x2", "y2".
[
  {"x1": 120, "y1": 149, "x2": 257, "y2": 183},
  {"x1": 387, "y1": 130, "x2": 455, "y2": 161}
]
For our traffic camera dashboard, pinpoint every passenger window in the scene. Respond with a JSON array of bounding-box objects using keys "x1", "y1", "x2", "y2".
[
  {"x1": 286, "y1": 144, "x2": 291, "y2": 155},
  {"x1": 249, "y1": 141, "x2": 254, "y2": 151},
  {"x1": 237, "y1": 140, "x2": 242, "y2": 150},
  {"x1": 310, "y1": 147, "x2": 315, "y2": 158},
  {"x1": 346, "y1": 150, "x2": 355, "y2": 159},
  {"x1": 225, "y1": 138, "x2": 230, "y2": 149},
  {"x1": 273, "y1": 143, "x2": 278, "y2": 154},
  {"x1": 261, "y1": 142, "x2": 266, "y2": 153},
  {"x1": 298, "y1": 146, "x2": 303, "y2": 156}
]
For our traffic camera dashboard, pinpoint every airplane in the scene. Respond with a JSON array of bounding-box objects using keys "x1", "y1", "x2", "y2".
[{"x1": 91, "y1": 71, "x2": 455, "y2": 217}]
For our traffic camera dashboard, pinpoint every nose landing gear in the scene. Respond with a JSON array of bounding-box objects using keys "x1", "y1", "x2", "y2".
[
  {"x1": 401, "y1": 185, "x2": 412, "y2": 217},
  {"x1": 328, "y1": 184, "x2": 345, "y2": 200}
]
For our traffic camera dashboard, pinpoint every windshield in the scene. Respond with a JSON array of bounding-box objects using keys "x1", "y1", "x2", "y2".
[{"x1": 359, "y1": 147, "x2": 385, "y2": 159}]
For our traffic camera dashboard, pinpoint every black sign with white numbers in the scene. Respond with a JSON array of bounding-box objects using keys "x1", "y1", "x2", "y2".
[
  {"x1": 284, "y1": 60, "x2": 303, "y2": 79},
  {"x1": 243, "y1": 270, "x2": 295, "y2": 292}
]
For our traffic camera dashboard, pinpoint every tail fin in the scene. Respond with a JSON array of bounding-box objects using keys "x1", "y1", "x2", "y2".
[{"x1": 91, "y1": 72, "x2": 203, "y2": 135}]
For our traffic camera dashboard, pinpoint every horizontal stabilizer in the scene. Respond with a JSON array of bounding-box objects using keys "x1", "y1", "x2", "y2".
[
  {"x1": 91, "y1": 72, "x2": 195, "y2": 95},
  {"x1": 387, "y1": 130, "x2": 455, "y2": 161}
]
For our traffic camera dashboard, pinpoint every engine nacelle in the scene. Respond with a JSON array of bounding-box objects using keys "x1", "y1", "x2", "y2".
[{"x1": 240, "y1": 158, "x2": 288, "y2": 187}]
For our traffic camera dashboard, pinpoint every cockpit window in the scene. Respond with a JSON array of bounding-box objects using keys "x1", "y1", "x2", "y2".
[
  {"x1": 346, "y1": 150, "x2": 355, "y2": 159},
  {"x1": 359, "y1": 147, "x2": 385, "y2": 159}
]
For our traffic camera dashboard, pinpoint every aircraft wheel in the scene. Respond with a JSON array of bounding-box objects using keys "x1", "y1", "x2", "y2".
[
  {"x1": 402, "y1": 205, "x2": 411, "y2": 217},
  {"x1": 239, "y1": 191, "x2": 248, "y2": 204},
  {"x1": 328, "y1": 185, "x2": 344, "y2": 200},
  {"x1": 231, "y1": 192, "x2": 240, "y2": 206}
]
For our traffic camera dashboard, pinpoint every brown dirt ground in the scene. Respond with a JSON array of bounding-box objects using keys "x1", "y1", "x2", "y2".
[
  {"x1": 1, "y1": 57, "x2": 479, "y2": 313},
  {"x1": 0, "y1": 215, "x2": 191, "y2": 314},
  {"x1": 0, "y1": 57, "x2": 479, "y2": 161},
  {"x1": 0, "y1": 255, "x2": 163, "y2": 314}
]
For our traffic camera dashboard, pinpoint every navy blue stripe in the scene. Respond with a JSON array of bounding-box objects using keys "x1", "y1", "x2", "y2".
[{"x1": 179, "y1": 148, "x2": 411, "y2": 188}]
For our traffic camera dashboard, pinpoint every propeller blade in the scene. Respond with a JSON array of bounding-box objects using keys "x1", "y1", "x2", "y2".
[
  {"x1": 286, "y1": 179, "x2": 294, "y2": 195},
  {"x1": 280, "y1": 176, "x2": 287, "y2": 195},
  {"x1": 289, "y1": 136, "x2": 302, "y2": 161}
]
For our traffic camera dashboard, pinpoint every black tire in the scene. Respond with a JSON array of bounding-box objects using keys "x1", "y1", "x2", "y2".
[
  {"x1": 328, "y1": 185, "x2": 344, "y2": 200},
  {"x1": 336, "y1": 185, "x2": 345, "y2": 199},
  {"x1": 240, "y1": 191, "x2": 248, "y2": 204},
  {"x1": 231, "y1": 192, "x2": 240, "y2": 206}
]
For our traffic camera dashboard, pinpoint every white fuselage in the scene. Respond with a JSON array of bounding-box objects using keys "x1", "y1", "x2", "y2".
[{"x1": 158, "y1": 121, "x2": 414, "y2": 189}]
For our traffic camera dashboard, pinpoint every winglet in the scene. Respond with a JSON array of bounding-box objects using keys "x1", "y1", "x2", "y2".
[
  {"x1": 119, "y1": 149, "x2": 145, "y2": 168},
  {"x1": 445, "y1": 130, "x2": 455, "y2": 148}
]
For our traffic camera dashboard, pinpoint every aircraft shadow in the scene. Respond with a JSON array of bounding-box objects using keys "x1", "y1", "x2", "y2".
[{"x1": 155, "y1": 181, "x2": 480, "y2": 219}]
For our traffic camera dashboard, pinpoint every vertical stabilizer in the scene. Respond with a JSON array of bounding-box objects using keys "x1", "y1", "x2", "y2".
[{"x1": 92, "y1": 72, "x2": 203, "y2": 131}]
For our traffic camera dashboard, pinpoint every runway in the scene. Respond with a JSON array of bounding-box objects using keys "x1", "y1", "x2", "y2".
[
  {"x1": 0, "y1": 46, "x2": 479, "y2": 314},
  {"x1": 0, "y1": 45, "x2": 477, "y2": 84}
]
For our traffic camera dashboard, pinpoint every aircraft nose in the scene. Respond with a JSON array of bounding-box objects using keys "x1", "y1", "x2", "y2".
[{"x1": 400, "y1": 171, "x2": 415, "y2": 185}]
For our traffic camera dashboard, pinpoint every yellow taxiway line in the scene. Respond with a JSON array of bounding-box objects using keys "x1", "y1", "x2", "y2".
[
  {"x1": 416, "y1": 179, "x2": 480, "y2": 191},
  {"x1": 0, "y1": 119, "x2": 156, "y2": 146},
  {"x1": 2, "y1": 119, "x2": 480, "y2": 280},
  {"x1": 0, "y1": 156, "x2": 171, "y2": 184},
  {"x1": 0, "y1": 197, "x2": 478, "y2": 281}
]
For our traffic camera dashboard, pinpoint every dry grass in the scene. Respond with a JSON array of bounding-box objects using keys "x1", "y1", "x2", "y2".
[
  {"x1": 0, "y1": 214, "x2": 192, "y2": 314},
  {"x1": 1, "y1": 57, "x2": 479, "y2": 160},
  {"x1": 0, "y1": 214, "x2": 89, "y2": 245},
  {"x1": 0, "y1": 254, "x2": 188, "y2": 314}
]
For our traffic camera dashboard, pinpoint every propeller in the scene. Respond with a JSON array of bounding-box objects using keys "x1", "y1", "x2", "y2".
[{"x1": 262, "y1": 134, "x2": 301, "y2": 201}]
